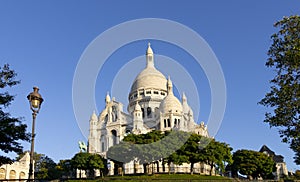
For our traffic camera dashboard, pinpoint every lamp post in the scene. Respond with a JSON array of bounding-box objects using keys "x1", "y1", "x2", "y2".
[{"x1": 27, "y1": 87, "x2": 43, "y2": 180}]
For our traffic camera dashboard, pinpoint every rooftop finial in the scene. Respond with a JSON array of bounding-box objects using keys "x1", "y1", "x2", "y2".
[
  {"x1": 146, "y1": 43, "x2": 154, "y2": 67},
  {"x1": 167, "y1": 76, "x2": 173, "y2": 95},
  {"x1": 146, "y1": 42, "x2": 153, "y2": 55},
  {"x1": 105, "y1": 92, "x2": 111, "y2": 103}
]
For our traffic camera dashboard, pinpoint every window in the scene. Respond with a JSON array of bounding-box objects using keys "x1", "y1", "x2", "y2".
[
  {"x1": 0, "y1": 168, "x2": 5, "y2": 179},
  {"x1": 102, "y1": 142, "x2": 105, "y2": 152},
  {"x1": 153, "y1": 91, "x2": 159, "y2": 94},
  {"x1": 164, "y1": 119, "x2": 166, "y2": 128},
  {"x1": 19, "y1": 172, "x2": 26, "y2": 181},
  {"x1": 174, "y1": 118, "x2": 177, "y2": 125},
  {"x1": 139, "y1": 91, "x2": 144, "y2": 96},
  {"x1": 141, "y1": 108, "x2": 145, "y2": 118},
  {"x1": 111, "y1": 130, "x2": 117, "y2": 145},
  {"x1": 9, "y1": 170, "x2": 16, "y2": 179},
  {"x1": 147, "y1": 107, "x2": 152, "y2": 117},
  {"x1": 161, "y1": 92, "x2": 165, "y2": 96},
  {"x1": 167, "y1": 119, "x2": 170, "y2": 127},
  {"x1": 146, "y1": 91, "x2": 151, "y2": 94}
]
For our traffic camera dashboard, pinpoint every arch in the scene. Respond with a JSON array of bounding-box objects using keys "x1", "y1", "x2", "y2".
[
  {"x1": 147, "y1": 107, "x2": 152, "y2": 118},
  {"x1": 0, "y1": 168, "x2": 5, "y2": 179},
  {"x1": 111, "y1": 130, "x2": 117, "y2": 145},
  {"x1": 19, "y1": 172, "x2": 26, "y2": 181},
  {"x1": 9, "y1": 170, "x2": 16, "y2": 179}
]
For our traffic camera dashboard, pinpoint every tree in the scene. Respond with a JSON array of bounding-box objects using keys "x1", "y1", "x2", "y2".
[
  {"x1": 0, "y1": 64, "x2": 30, "y2": 165},
  {"x1": 259, "y1": 15, "x2": 300, "y2": 164},
  {"x1": 35, "y1": 155, "x2": 59, "y2": 179},
  {"x1": 71, "y1": 152, "x2": 90, "y2": 178},
  {"x1": 178, "y1": 133, "x2": 204, "y2": 174},
  {"x1": 17, "y1": 151, "x2": 59, "y2": 180},
  {"x1": 71, "y1": 152, "x2": 106, "y2": 178},
  {"x1": 56, "y1": 159, "x2": 73, "y2": 178},
  {"x1": 87, "y1": 153, "x2": 106, "y2": 177},
  {"x1": 231, "y1": 149, "x2": 275, "y2": 180},
  {"x1": 202, "y1": 140, "x2": 233, "y2": 176}
]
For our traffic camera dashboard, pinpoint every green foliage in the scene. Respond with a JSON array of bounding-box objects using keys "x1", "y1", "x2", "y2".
[
  {"x1": 231, "y1": 149, "x2": 276, "y2": 179},
  {"x1": 295, "y1": 170, "x2": 300, "y2": 179},
  {"x1": 56, "y1": 159, "x2": 73, "y2": 178},
  {"x1": 66, "y1": 173, "x2": 233, "y2": 182},
  {"x1": 17, "y1": 151, "x2": 60, "y2": 180},
  {"x1": 108, "y1": 130, "x2": 232, "y2": 176},
  {"x1": 71, "y1": 152, "x2": 106, "y2": 177},
  {"x1": 259, "y1": 15, "x2": 300, "y2": 164},
  {"x1": 202, "y1": 140, "x2": 233, "y2": 175},
  {"x1": 35, "y1": 155, "x2": 59, "y2": 179},
  {"x1": 108, "y1": 130, "x2": 190, "y2": 174},
  {"x1": 0, "y1": 64, "x2": 30, "y2": 165}
]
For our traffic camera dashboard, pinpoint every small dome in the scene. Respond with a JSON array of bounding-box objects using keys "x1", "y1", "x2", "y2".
[
  {"x1": 159, "y1": 94, "x2": 183, "y2": 113},
  {"x1": 159, "y1": 77, "x2": 182, "y2": 113}
]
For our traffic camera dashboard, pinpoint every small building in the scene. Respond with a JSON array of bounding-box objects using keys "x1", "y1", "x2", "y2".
[
  {"x1": 259, "y1": 145, "x2": 288, "y2": 179},
  {"x1": 0, "y1": 152, "x2": 31, "y2": 180}
]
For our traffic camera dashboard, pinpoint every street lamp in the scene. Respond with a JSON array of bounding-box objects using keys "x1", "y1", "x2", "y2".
[{"x1": 27, "y1": 87, "x2": 44, "y2": 180}]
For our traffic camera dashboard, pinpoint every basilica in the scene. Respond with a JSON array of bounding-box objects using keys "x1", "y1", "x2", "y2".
[{"x1": 88, "y1": 43, "x2": 210, "y2": 174}]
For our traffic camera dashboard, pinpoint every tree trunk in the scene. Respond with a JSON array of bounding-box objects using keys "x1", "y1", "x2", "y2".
[
  {"x1": 209, "y1": 162, "x2": 214, "y2": 176},
  {"x1": 143, "y1": 163, "x2": 147, "y2": 174},
  {"x1": 168, "y1": 162, "x2": 171, "y2": 174},
  {"x1": 190, "y1": 162, "x2": 194, "y2": 175}
]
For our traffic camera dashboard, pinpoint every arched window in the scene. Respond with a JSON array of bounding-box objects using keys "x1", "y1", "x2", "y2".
[
  {"x1": 164, "y1": 119, "x2": 166, "y2": 128},
  {"x1": 19, "y1": 172, "x2": 26, "y2": 181},
  {"x1": 147, "y1": 107, "x2": 152, "y2": 117},
  {"x1": 111, "y1": 130, "x2": 117, "y2": 145},
  {"x1": 9, "y1": 170, "x2": 16, "y2": 179},
  {"x1": 167, "y1": 119, "x2": 170, "y2": 127},
  {"x1": 0, "y1": 168, "x2": 5, "y2": 179},
  {"x1": 101, "y1": 142, "x2": 105, "y2": 152},
  {"x1": 141, "y1": 108, "x2": 145, "y2": 118},
  {"x1": 174, "y1": 118, "x2": 177, "y2": 125}
]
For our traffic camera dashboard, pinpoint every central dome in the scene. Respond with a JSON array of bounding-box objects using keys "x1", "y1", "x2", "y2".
[
  {"x1": 130, "y1": 43, "x2": 167, "y2": 93},
  {"x1": 130, "y1": 67, "x2": 167, "y2": 92}
]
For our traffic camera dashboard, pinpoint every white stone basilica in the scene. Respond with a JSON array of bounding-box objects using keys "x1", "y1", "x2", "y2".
[{"x1": 88, "y1": 43, "x2": 210, "y2": 174}]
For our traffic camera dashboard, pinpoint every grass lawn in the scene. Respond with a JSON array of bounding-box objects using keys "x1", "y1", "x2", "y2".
[{"x1": 66, "y1": 173, "x2": 234, "y2": 182}]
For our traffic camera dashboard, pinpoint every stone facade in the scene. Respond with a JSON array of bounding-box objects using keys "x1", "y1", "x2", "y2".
[
  {"x1": 88, "y1": 43, "x2": 210, "y2": 175},
  {"x1": 0, "y1": 152, "x2": 31, "y2": 180},
  {"x1": 259, "y1": 145, "x2": 288, "y2": 179}
]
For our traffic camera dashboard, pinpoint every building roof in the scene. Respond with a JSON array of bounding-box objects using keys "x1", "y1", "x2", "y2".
[{"x1": 259, "y1": 145, "x2": 284, "y2": 163}]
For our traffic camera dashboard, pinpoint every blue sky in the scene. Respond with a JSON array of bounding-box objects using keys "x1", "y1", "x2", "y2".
[{"x1": 0, "y1": 1, "x2": 299, "y2": 171}]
